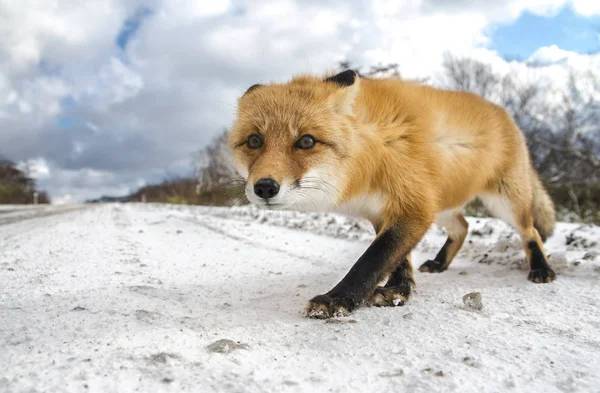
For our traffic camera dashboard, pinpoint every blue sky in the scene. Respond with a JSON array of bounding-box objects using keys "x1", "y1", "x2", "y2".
[
  {"x1": 115, "y1": 7, "x2": 153, "y2": 50},
  {"x1": 491, "y1": 5, "x2": 600, "y2": 60}
]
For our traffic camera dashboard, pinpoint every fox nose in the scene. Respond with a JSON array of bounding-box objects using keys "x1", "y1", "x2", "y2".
[{"x1": 254, "y1": 178, "x2": 280, "y2": 199}]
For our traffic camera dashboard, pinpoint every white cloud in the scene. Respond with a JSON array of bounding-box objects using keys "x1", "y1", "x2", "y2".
[
  {"x1": 82, "y1": 57, "x2": 144, "y2": 106},
  {"x1": 0, "y1": 0, "x2": 599, "y2": 203},
  {"x1": 529, "y1": 44, "x2": 574, "y2": 65},
  {"x1": 85, "y1": 121, "x2": 99, "y2": 132},
  {"x1": 528, "y1": 45, "x2": 600, "y2": 70},
  {"x1": 17, "y1": 157, "x2": 50, "y2": 179},
  {"x1": 160, "y1": 0, "x2": 232, "y2": 19},
  {"x1": 571, "y1": 0, "x2": 600, "y2": 16}
]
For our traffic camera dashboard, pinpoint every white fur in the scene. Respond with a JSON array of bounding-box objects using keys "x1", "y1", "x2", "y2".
[
  {"x1": 288, "y1": 168, "x2": 340, "y2": 212},
  {"x1": 336, "y1": 193, "x2": 384, "y2": 221},
  {"x1": 478, "y1": 193, "x2": 517, "y2": 228},
  {"x1": 245, "y1": 168, "x2": 341, "y2": 212},
  {"x1": 434, "y1": 208, "x2": 466, "y2": 237},
  {"x1": 233, "y1": 160, "x2": 249, "y2": 180}
]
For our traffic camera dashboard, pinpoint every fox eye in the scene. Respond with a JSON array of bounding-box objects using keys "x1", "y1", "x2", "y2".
[
  {"x1": 295, "y1": 134, "x2": 316, "y2": 149},
  {"x1": 247, "y1": 134, "x2": 263, "y2": 149}
]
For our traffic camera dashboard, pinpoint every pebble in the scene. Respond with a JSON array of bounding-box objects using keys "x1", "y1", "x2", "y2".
[{"x1": 462, "y1": 292, "x2": 483, "y2": 311}]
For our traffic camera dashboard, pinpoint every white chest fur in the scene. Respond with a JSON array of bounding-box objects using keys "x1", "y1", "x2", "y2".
[{"x1": 336, "y1": 194, "x2": 384, "y2": 220}]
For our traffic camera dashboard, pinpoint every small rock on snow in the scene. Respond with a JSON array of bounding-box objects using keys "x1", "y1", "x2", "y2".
[
  {"x1": 206, "y1": 339, "x2": 250, "y2": 354},
  {"x1": 379, "y1": 369, "x2": 404, "y2": 377},
  {"x1": 462, "y1": 292, "x2": 483, "y2": 311},
  {"x1": 149, "y1": 352, "x2": 180, "y2": 364}
]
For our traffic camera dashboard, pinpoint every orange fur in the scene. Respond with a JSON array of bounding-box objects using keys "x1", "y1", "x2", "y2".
[{"x1": 229, "y1": 70, "x2": 556, "y2": 286}]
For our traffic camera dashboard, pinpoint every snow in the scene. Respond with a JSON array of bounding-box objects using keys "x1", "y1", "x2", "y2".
[
  {"x1": 1, "y1": 203, "x2": 600, "y2": 393},
  {"x1": 0, "y1": 204, "x2": 86, "y2": 226}
]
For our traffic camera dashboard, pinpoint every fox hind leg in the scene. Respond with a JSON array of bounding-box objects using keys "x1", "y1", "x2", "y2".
[
  {"x1": 419, "y1": 210, "x2": 469, "y2": 273},
  {"x1": 479, "y1": 186, "x2": 556, "y2": 283}
]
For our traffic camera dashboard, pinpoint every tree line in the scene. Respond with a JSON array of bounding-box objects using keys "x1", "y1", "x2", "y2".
[{"x1": 0, "y1": 158, "x2": 50, "y2": 204}]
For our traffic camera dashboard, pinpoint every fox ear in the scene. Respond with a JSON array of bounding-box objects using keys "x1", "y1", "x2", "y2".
[
  {"x1": 324, "y1": 69, "x2": 358, "y2": 87},
  {"x1": 324, "y1": 70, "x2": 360, "y2": 116},
  {"x1": 241, "y1": 83, "x2": 263, "y2": 98}
]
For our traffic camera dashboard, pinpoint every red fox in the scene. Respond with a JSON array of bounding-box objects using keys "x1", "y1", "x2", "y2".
[{"x1": 228, "y1": 69, "x2": 557, "y2": 319}]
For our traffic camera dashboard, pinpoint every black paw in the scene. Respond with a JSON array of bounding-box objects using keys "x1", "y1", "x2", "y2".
[
  {"x1": 418, "y1": 260, "x2": 447, "y2": 273},
  {"x1": 528, "y1": 267, "x2": 556, "y2": 283},
  {"x1": 366, "y1": 282, "x2": 413, "y2": 307},
  {"x1": 304, "y1": 294, "x2": 355, "y2": 319}
]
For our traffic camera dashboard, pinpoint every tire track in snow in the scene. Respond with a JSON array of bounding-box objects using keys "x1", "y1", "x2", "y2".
[
  {"x1": 171, "y1": 214, "x2": 321, "y2": 264},
  {"x1": 0, "y1": 204, "x2": 89, "y2": 226}
]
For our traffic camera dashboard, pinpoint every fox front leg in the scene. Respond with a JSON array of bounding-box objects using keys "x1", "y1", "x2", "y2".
[{"x1": 305, "y1": 218, "x2": 431, "y2": 319}]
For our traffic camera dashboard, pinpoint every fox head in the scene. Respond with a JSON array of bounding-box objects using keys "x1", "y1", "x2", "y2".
[{"x1": 228, "y1": 70, "x2": 360, "y2": 211}]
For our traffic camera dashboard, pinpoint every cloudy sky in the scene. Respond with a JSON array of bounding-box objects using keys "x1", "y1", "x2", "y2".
[{"x1": 1, "y1": 0, "x2": 599, "y2": 203}]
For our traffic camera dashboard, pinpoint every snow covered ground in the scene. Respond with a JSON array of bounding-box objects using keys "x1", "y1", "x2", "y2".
[
  {"x1": 1, "y1": 203, "x2": 599, "y2": 393},
  {"x1": 0, "y1": 204, "x2": 86, "y2": 226}
]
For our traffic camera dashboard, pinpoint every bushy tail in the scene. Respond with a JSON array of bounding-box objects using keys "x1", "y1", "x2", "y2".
[{"x1": 530, "y1": 167, "x2": 556, "y2": 242}]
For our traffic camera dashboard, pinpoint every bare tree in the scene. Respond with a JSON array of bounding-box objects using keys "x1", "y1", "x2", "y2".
[
  {"x1": 440, "y1": 53, "x2": 600, "y2": 221},
  {"x1": 442, "y1": 53, "x2": 500, "y2": 100},
  {"x1": 0, "y1": 158, "x2": 50, "y2": 204},
  {"x1": 534, "y1": 69, "x2": 600, "y2": 182},
  {"x1": 194, "y1": 130, "x2": 238, "y2": 189},
  {"x1": 193, "y1": 129, "x2": 246, "y2": 205}
]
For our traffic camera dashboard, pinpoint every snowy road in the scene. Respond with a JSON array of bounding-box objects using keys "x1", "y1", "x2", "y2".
[
  {"x1": 1, "y1": 203, "x2": 600, "y2": 393},
  {"x1": 0, "y1": 204, "x2": 87, "y2": 226}
]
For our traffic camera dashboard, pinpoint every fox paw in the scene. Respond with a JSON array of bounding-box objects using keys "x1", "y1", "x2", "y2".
[
  {"x1": 366, "y1": 283, "x2": 413, "y2": 307},
  {"x1": 418, "y1": 260, "x2": 447, "y2": 273},
  {"x1": 528, "y1": 267, "x2": 556, "y2": 283},
  {"x1": 305, "y1": 294, "x2": 354, "y2": 319}
]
